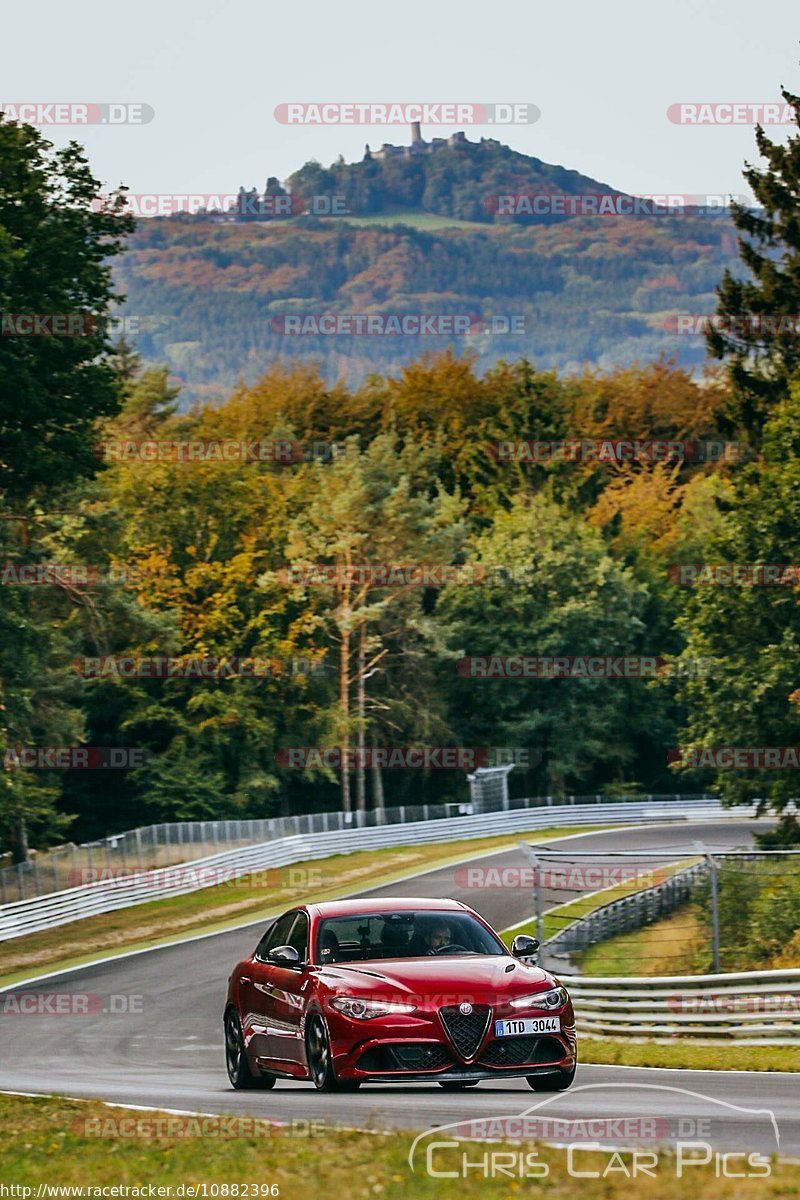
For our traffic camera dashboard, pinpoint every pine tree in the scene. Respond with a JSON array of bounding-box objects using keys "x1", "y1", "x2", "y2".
[{"x1": 707, "y1": 87, "x2": 800, "y2": 440}]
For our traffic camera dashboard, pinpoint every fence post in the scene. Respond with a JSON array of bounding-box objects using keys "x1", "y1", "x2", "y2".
[
  {"x1": 534, "y1": 855, "x2": 543, "y2": 947},
  {"x1": 517, "y1": 842, "x2": 543, "y2": 948},
  {"x1": 708, "y1": 850, "x2": 720, "y2": 972},
  {"x1": 695, "y1": 840, "x2": 720, "y2": 972}
]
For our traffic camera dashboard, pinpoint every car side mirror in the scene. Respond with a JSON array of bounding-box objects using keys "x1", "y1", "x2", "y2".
[
  {"x1": 511, "y1": 934, "x2": 540, "y2": 963},
  {"x1": 269, "y1": 944, "x2": 302, "y2": 966}
]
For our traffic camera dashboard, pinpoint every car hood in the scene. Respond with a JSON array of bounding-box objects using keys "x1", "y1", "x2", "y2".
[{"x1": 315, "y1": 955, "x2": 555, "y2": 1001}]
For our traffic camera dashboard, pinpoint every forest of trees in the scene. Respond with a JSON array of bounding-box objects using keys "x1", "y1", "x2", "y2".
[
  {"x1": 0, "y1": 349, "x2": 743, "y2": 846},
  {"x1": 3, "y1": 86, "x2": 800, "y2": 857},
  {"x1": 115, "y1": 208, "x2": 740, "y2": 402}
]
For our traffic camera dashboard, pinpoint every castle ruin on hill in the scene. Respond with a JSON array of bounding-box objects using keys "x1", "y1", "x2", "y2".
[{"x1": 366, "y1": 122, "x2": 467, "y2": 160}]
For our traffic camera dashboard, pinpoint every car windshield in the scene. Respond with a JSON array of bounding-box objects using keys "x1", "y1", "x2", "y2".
[{"x1": 315, "y1": 910, "x2": 507, "y2": 963}]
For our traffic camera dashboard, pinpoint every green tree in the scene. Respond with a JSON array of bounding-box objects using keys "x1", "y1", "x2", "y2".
[
  {"x1": 0, "y1": 513, "x2": 83, "y2": 859},
  {"x1": 706, "y1": 87, "x2": 800, "y2": 440},
  {"x1": 0, "y1": 116, "x2": 133, "y2": 858},
  {"x1": 0, "y1": 114, "x2": 134, "y2": 496},
  {"x1": 438, "y1": 493, "x2": 651, "y2": 794},
  {"x1": 675, "y1": 377, "x2": 800, "y2": 810},
  {"x1": 264, "y1": 434, "x2": 467, "y2": 811}
]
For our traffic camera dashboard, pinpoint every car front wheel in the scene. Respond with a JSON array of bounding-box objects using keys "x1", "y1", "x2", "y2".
[{"x1": 305, "y1": 1014, "x2": 360, "y2": 1091}]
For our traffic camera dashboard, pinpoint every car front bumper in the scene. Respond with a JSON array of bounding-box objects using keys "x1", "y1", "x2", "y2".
[
  {"x1": 328, "y1": 1019, "x2": 577, "y2": 1082},
  {"x1": 355, "y1": 1063, "x2": 570, "y2": 1084}
]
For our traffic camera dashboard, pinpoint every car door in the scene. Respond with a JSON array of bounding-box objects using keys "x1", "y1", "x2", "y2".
[
  {"x1": 242, "y1": 911, "x2": 297, "y2": 1066},
  {"x1": 262, "y1": 911, "x2": 311, "y2": 1075}
]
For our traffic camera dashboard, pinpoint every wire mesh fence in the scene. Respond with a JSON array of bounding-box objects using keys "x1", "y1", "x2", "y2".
[{"x1": 518, "y1": 845, "x2": 800, "y2": 976}]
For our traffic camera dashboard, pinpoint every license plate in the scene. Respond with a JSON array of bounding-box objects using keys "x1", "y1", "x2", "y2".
[{"x1": 494, "y1": 1017, "x2": 560, "y2": 1037}]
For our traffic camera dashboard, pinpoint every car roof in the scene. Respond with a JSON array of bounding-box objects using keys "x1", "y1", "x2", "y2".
[{"x1": 307, "y1": 897, "x2": 468, "y2": 917}]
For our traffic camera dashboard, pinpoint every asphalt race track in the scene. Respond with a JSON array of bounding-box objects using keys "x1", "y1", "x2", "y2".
[{"x1": 0, "y1": 821, "x2": 796, "y2": 1158}]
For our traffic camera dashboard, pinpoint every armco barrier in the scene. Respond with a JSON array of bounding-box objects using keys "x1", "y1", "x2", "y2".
[
  {"x1": 0, "y1": 793, "x2": 719, "y2": 904},
  {"x1": 561, "y1": 968, "x2": 800, "y2": 1043},
  {"x1": 0, "y1": 797, "x2": 749, "y2": 941}
]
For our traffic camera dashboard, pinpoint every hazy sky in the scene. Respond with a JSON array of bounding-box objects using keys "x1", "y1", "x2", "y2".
[{"x1": 2, "y1": 0, "x2": 797, "y2": 202}]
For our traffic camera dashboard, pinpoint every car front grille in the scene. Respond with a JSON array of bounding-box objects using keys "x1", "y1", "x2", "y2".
[
  {"x1": 480, "y1": 1035, "x2": 564, "y2": 1068},
  {"x1": 439, "y1": 1005, "x2": 491, "y2": 1060}
]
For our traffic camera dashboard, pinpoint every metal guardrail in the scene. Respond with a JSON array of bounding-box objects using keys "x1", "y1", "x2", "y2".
[
  {"x1": 561, "y1": 968, "x2": 800, "y2": 1043},
  {"x1": 545, "y1": 862, "x2": 707, "y2": 958},
  {"x1": 0, "y1": 797, "x2": 741, "y2": 941},
  {"x1": 0, "y1": 792, "x2": 717, "y2": 905}
]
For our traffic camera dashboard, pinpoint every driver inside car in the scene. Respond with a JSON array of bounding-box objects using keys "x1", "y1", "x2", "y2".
[{"x1": 410, "y1": 919, "x2": 451, "y2": 955}]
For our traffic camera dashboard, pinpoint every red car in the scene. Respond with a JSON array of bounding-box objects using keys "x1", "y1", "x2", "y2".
[{"x1": 224, "y1": 897, "x2": 576, "y2": 1091}]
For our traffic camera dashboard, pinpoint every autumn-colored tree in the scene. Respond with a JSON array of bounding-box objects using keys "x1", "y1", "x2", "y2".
[{"x1": 262, "y1": 433, "x2": 467, "y2": 811}]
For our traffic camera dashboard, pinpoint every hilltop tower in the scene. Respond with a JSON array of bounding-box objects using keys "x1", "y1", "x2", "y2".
[{"x1": 372, "y1": 123, "x2": 465, "y2": 160}]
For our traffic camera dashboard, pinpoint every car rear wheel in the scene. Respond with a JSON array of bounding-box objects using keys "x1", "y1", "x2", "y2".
[
  {"x1": 438, "y1": 1081, "x2": 480, "y2": 1090},
  {"x1": 225, "y1": 1009, "x2": 276, "y2": 1090},
  {"x1": 305, "y1": 1014, "x2": 360, "y2": 1091},
  {"x1": 526, "y1": 1065, "x2": 576, "y2": 1092}
]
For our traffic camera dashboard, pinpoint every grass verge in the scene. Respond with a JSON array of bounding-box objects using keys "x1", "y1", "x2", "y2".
[
  {"x1": 0, "y1": 824, "x2": 610, "y2": 988},
  {"x1": 578, "y1": 1037, "x2": 800, "y2": 1071},
  {"x1": 576, "y1": 904, "x2": 800, "y2": 977},
  {"x1": 575, "y1": 906, "x2": 706, "y2": 976},
  {"x1": 0, "y1": 1093, "x2": 796, "y2": 1199}
]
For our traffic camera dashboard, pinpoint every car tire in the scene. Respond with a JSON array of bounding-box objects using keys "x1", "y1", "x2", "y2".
[
  {"x1": 225, "y1": 1009, "x2": 275, "y2": 1089},
  {"x1": 526, "y1": 1065, "x2": 576, "y2": 1092},
  {"x1": 306, "y1": 1013, "x2": 353, "y2": 1091},
  {"x1": 438, "y1": 1081, "x2": 480, "y2": 1090}
]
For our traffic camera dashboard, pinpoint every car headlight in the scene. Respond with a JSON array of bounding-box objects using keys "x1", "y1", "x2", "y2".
[
  {"x1": 509, "y1": 986, "x2": 568, "y2": 1011},
  {"x1": 330, "y1": 996, "x2": 417, "y2": 1019}
]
